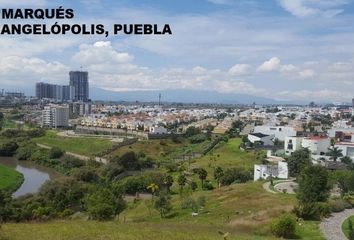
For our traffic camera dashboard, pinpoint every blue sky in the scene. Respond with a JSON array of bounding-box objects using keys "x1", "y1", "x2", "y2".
[{"x1": 1, "y1": 0, "x2": 354, "y2": 102}]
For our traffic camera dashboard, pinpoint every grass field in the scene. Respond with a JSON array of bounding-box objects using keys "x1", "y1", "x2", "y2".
[
  {"x1": 191, "y1": 138, "x2": 261, "y2": 173},
  {"x1": 0, "y1": 163, "x2": 23, "y2": 192},
  {"x1": 0, "y1": 182, "x2": 324, "y2": 240},
  {"x1": 109, "y1": 138, "x2": 192, "y2": 161},
  {"x1": 33, "y1": 131, "x2": 115, "y2": 156},
  {"x1": 342, "y1": 215, "x2": 354, "y2": 238}
]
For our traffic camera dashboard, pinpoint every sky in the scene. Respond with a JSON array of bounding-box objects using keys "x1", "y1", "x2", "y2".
[{"x1": 1, "y1": 0, "x2": 354, "y2": 103}]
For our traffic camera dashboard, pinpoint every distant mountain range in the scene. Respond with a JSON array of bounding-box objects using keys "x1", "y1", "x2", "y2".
[
  {"x1": 90, "y1": 88, "x2": 297, "y2": 105},
  {"x1": 1, "y1": 84, "x2": 320, "y2": 105}
]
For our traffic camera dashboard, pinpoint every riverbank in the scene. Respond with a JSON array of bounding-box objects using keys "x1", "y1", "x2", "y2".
[{"x1": 0, "y1": 163, "x2": 24, "y2": 193}]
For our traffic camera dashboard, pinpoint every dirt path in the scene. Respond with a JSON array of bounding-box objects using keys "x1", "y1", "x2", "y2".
[
  {"x1": 320, "y1": 208, "x2": 354, "y2": 240},
  {"x1": 36, "y1": 143, "x2": 108, "y2": 164}
]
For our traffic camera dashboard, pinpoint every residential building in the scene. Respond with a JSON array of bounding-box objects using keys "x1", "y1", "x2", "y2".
[
  {"x1": 284, "y1": 136, "x2": 303, "y2": 156},
  {"x1": 69, "y1": 102, "x2": 92, "y2": 116},
  {"x1": 42, "y1": 105, "x2": 69, "y2": 128},
  {"x1": 248, "y1": 133, "x2": 274, "y2": 146},
  {"x1": 301, "y1": 136, "x2": 331, "y2": 155},
  {"x1": 36, "y1": 82, "x2": 74, "y2": 101},
  {"x1": 253, "y1": 126, "x2": 297, "y2": 141},
  {"x1": 335, "y1": 142, "x2": 354, "y2": 161},
  {"x1": 254, "y1": 161, "x2": 288, "y2": 181},
  {"x1": 69, "y1": 71, "x2": 89, "y2": 101},
  {"x1": 149, "y1": 125, "x2": 168, "y2": 134}
]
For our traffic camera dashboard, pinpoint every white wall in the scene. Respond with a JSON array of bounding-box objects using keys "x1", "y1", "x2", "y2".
[
  {"x1": 301, "y1": 137, "x2": 330, "y2": 155},
  {"x1": 254, "y1": 126, "x2": 297, "y2": 141},
  {"x1": 284, "y1": 136, "x2": 303, "y2": 156}
]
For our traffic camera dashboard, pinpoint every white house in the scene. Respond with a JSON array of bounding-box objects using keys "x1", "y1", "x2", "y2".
[
  {"x1": 253, "y1": 126, "x2": 297, "y2": 141},
  {"x1": 335, "y1": 142, "x2": 354, "y2": 161},
  {"x1": 301, "y1": 136, "x2": 331, "y2": 155},
  {"x1": 248, "y1": 133, "x2": 274, "y2": 146},
  {"x1": 254, "y1": 161, "x2": 288, "y2": 181},
  {"x1": 284, "y1": 136, "x2": 303, "y2": 156},
  {"x1": 149, "y1": 125, "x2": 168, "y2": 134}
]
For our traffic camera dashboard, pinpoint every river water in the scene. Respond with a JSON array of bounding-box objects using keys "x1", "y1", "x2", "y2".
[{"x1": 0, "y1": 157, "x2": 62, "y2": 197}]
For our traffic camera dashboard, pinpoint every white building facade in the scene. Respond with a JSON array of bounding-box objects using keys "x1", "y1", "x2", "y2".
[
  {"x1": 253, "y1": 126, "x2": 297, "y2": 141},
  {"x1": 42, "y1": 105, "x2": 69, "y2": 128}
]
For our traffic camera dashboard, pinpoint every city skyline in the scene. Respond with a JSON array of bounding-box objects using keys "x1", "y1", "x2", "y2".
[{"x1": 1, "y1": 0, "x2": 354, "y2": 103}]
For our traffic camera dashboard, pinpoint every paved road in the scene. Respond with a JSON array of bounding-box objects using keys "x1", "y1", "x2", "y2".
[
  {"x1": 36, "y1": 143, "x2": 108, "y2": 164},
  {"x1": 320, "y1": 209, "x2": 354, "y2": 240}
]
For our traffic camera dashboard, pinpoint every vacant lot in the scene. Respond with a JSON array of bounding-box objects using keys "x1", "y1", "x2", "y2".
[{"x1": 33, "y1": 131, "x2": 115, "y2": 157}]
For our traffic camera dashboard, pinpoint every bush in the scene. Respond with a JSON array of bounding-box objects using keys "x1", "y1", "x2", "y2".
[
  {"x1": 190, "y1": 181, "x2": 198, "y2": 192},
  {"x1": 15, "y1": 143, "x2": 36, "y2": 160},
  {"x1": 329, "y1": 199, "x2": 352, "y2": 213},
  {"x1": 293, "y1": 202, "x2": 331, "y2": 220},
  {"x1": 181, "y1": 197, "x2": 198, "y2": 211},
  {"x1": 49, "y1": 147, "x2": 64, "y2": 159},
  {"x1": 202, "y1": 181, "x2": 214, "y2": 190},
  {"x1": 0, "y1": 141, "x2": 18, "y2": 156},
  {"x1": 270, "y1": 214, "x2": 296, "y2": 239},
  {"x1": 344, "y1": 193, "x2": 354, "y2": 206},
  {"x1": 189, "y1": 134, "x2": 207, "y2": 144},
  {"x1": 220, "y1": 168, "x2": 252, "y2": 186}
]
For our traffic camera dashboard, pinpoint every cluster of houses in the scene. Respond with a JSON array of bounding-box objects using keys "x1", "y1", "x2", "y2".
[{"x1": 248, "y1": 105, "x2": 354, "y2": 181}]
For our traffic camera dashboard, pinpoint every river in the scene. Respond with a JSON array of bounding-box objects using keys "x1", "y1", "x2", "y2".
[{"x1": 0, "y1": 157, "x2": 62, "y2": 198}]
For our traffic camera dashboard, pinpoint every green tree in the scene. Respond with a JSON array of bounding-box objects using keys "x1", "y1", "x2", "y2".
[
  {"x1": 177, "y1": 174, "x2": 187, "y2": 192},
  {"x1": 297, "y1": 165, "x2": 330, "y2": 205},
  {"x1": 214, "y1": 166, "x2": 224, "y2": 188},
  {"x1": 196, "y1": 168, "x2": 208, "y2": 189},
  {"x1": 163, "y1": 175, "x2": 174, "y2": 192},
  {"x1": 327, "y1": 147, "x2": 343, "y2": 162},
  {"x1": 84, "y1": 188, "x2": 125, "y2": 220},
  {"x1": 185, "y1": 126, "x2": 200, "y2": 137},
  {"x1": 154, "y1": 191, "x2": 172, "y2": 218},
  {"x1": 287, "y1": 148, "x2": 311, "y2": 177}
]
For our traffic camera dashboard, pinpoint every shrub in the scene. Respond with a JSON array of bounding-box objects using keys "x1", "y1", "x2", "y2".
[
  {"x1": 270, "y1": 214, "x2": 296, "y2": 239},
  {"x1": 220, "y1": 168, "x2": 252, "y2": 186},
  {"x1": 0, "y1": 141, "x2": 18, "y2": 156},
  {"x1": 344, "y1": 193, "x2": 354, "y2": 206},
  {"x1": 293, "y1": 202, "x2": 330, "y2": 220},
  {"x1": 190, "y1": 181, "x2": 198, "y2": 192},
  {"x1": 202, "y1": 181, "x2": 214, "y2": 190},
  {"x1": 189, "y1": 134, "x2": 207, "y2": 144},
  {"x1": 329, "y1": 199, "x2": 352, "y2": 213},
  {"x1": 49, "y1": 147, "x2": 64, "y2": 159},
  {"x1": 181, "y1": 197, "x2": 198, "y2": 211},
  {"x1": 15, "y1": 144, "x2": 36, "y2": 160},
  {"x1": 197, "y1": 195, "x2": 206, "y2": 207}
]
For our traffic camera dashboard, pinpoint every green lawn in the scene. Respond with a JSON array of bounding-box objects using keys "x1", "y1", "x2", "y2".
[
  {"x1": 192, "y1": 138, "x2": 262, "y2": 172},
  {"x1": 0, "y1": 163, "x2": 23, "y2": 192},
  {"x1": 342, "y1": 215, "x2": 354, "y2": 239},
  {"x1": 33, "y1": 131, "x2": 116, "y2": 157}
]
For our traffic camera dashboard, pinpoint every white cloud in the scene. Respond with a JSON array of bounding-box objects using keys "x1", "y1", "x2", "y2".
[
  {"x1": 299, "y1": 69, "x2": 316, "y2": 78},
  {"x1": 278, "y1": 0, "x2": 349, "y2": 18},
  {"x1": 229, "y1": 64, "x2": 251, "y2": 75},
  {"x1": 257, "y1": 57, "x2": 281, "y2": 72},
  {"x1": 280, "y1": 64, "x2": 297, "y2": 72},
  {"x1": 0, "y1": 56, "x2": 68, "y2": 85},
  {"x1": 72, "y1": 41, "x2": 134, "y2": 65}
]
